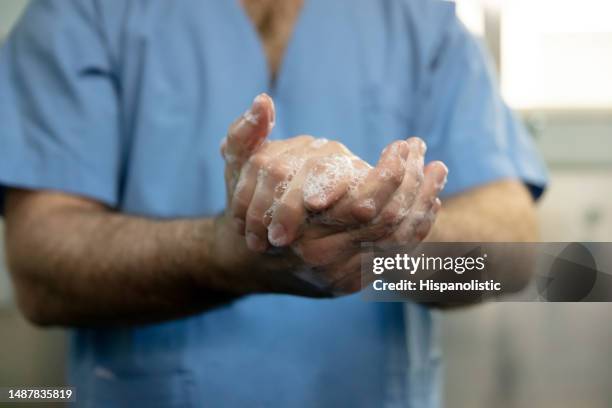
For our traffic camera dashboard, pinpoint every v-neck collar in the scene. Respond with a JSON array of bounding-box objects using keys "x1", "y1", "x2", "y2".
[{"x1": 229, "y1": 0, "x2": 313, "y2": 96}]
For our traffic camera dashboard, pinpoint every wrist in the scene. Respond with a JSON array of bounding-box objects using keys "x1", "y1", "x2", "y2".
[{"x1": 207, "y1": 213, "x2": 268, "y2": 294}]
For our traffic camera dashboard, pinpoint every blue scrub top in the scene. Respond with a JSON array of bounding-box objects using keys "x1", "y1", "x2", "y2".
[{"x1": 0, "y1": 0, "x2": 547, "y2": 407}]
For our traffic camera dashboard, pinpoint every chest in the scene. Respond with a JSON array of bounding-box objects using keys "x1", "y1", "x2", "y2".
[{"x1": 241, "y1": 0, "x2": 304, "y2": 80}]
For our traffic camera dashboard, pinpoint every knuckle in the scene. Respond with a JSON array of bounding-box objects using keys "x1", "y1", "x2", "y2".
[
  {"x1": 265, "y1": 160, "x2": 292, "y2": 182},
  {"x1": 352, "y1": 200, "x2": 377, "y2": 221},
  {"x1": 249, "y1": 153, "x2": 268, "y2": 169}
]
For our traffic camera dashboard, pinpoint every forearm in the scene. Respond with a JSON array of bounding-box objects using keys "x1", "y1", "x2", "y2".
[
  {"x1": 8, "y1": 213, "x2": 223, "y2": 326},
  {"x1": 4, "y1": 191, "x2": 274, "y2": 327},
  {"x1": 426, "y1": 180, "x2": 538, "y2": 242},
  {"x1": 422, "y1": 180, "x2": 539, "y2": 307}
]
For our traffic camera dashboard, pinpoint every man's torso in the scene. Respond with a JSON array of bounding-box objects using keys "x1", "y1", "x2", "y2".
[{"x1": 67, "y1": 0, "x2": 448, "y2": 406}]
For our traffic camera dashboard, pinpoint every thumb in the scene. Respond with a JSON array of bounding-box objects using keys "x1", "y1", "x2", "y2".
[{"x1": 221, "y1": 93, "x2": 275, "y2": 170}]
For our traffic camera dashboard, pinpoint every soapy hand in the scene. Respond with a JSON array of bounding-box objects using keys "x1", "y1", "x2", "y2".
[
  {"x1": 222, "y1": 94, "x2": 388, "y2": 252},
  {"x1": 290, "y1": 157, "x2": 447, "y2": 294},
  {"x1": 221, "y1": 95, "x2": 447, "y2": 272},
  {"x1": 220, "y1": 94, "x2": 448, "y2": 294},
  {"x1": 282, "y1": 135, "x2": 448, "y2": 294}
]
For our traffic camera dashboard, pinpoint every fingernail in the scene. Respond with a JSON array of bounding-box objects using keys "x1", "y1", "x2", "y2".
[
  {"x1": 268, "y1": 95, "x2": 276, "y2": 130},
  {"x1": 434, "y1": 162, "x2": 449, "y2": 189},
  {"x1": 417, "y1": 138, "x2": 427, "y2": 155},
  {"x1": 268, "y1": 223, "x2": 288, "y2": 247},
  {"x1": 246, "y1": 232, "x2": 266, "y2": 252},
  {"x1": 437, "y1": 161, "x2": 449, "y2": 177},
  {"x1": 407, "y1": 137, "x2": 427, "y2": 155}
]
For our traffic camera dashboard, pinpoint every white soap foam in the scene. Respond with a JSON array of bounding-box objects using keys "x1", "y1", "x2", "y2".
[
  {"x1": 303, "y1": 154, "x2": 357, "y2": 204},
  {"x1": 243, "y1": 109, "x2": 259, "y2": 125},
  {"x1": 360, "y1": 198, "x2": 376, "y2": 211},
  {"x1": 221, "y1": 138, "x2": 239, "y2": 165},
  {"x1": 378, "y1": 168, "x2": 393, "y2": 182},
  {"x1": 286, "y1": 156, "x2": 306, "y2": 177},
  {"x1": 268, "y1": 116, "x2": 276, "y2": 132},
  {"x1": 348, "y1": 164, "x2": 370, "y2": 194},
  {"x1": 409, "y1": 210, "x2": 434, "y2": 228},
  {"x1": 264, "y1": 201, "x2": 279, "y2": 222},
  {"x1": 257, "y1": 167, "x2": 268, "y2": 184},
  {"x1": 275, "y1": 180, "x2": 289, "y2": 197},
  {"x1": 310, "y1": 138, "x2": 329, "y2": 149}
]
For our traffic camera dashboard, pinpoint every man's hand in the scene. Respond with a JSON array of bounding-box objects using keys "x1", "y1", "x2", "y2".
[
  {"x1": 221, "y1": 94, "x2": 444, "y2": 253},
  {"x1": 288, "y1": 148, "x2": 448, "y2": 294},
  {"x1": 222, "y1": 94, "x2": 382, "y2": 251},
  {"x1": 219, "y1": 94, "x2": 449, "y2": 295}
]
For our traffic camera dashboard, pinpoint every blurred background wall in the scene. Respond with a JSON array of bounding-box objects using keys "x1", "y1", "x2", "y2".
[
  {"x1": 0, "y1": 1, "x2": 611, "y2": 407},
  {"x1": 446, "y1": 1, "x2": 612, "y2": 407},
  {"x1": 0, "y1": 0, "x2": 68, "y2": 395}
]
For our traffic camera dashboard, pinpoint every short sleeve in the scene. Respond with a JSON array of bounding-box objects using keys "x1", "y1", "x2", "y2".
[
  {"x1": 413, "y1": 5, "x2": 548, "y2": 200},
  {"x1": 0, "y1": 0, "x2": 120, "y2": 211}
]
